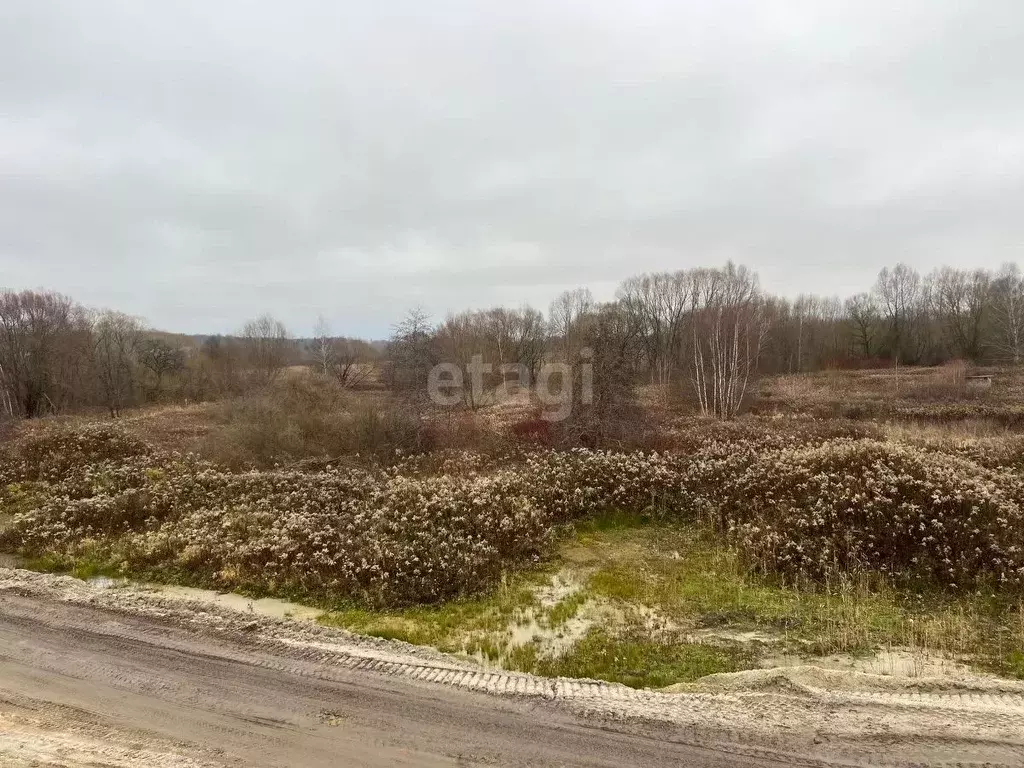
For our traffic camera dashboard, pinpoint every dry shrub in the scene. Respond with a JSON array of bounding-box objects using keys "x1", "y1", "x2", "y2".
[
  {"x1": 903, "y1": 359, "x2": 971, "y2": 402},
  {"x1": 825, "y1": 355, "x2": 893, "y2": 371},
  {"x1": 891, "y1": 403, "x2": 1024, "y2": 429},
  {"x1": 753, "y1": 366, "x2": 1024, "y2": 429},
  {"x1": 941, "y1": 358, "x2": 969, "y2": 387},
  {"x1": 510, "y1": 414, "x2": 553, "y2": 445},
  {"x1": 752, "y1": 372, "x2": 888, "y2": 421},
  {"x1": 8, "y1": 416, "x2": 1024, "y2": 605},
  {"x1": 665, "y1": 416, "x2": 880, "y2": 455},
  {"x1": 950, "y1": 435, "x2": 1024, "y2": 471},
  {"x1": 0, "y1": 416, "x2": 14, "y2": 449},
  {"x1": 0, "y1": 427, "x2": 684, "y2": 605},
  {"x1": 197, "y1": 376, "x2": 431, "y2": 467},
  {"x1": 770, "y1": 374, "x2": 832, "y2": 405},
  {"x1": 425, "y1": 409, "x2": 509, "y2": 454},
  {"x1": 548, "y1": 396, "x2": 661, "y2": 451},
  {"x1": 652, "y1": 418, "x2": 1024, "y2": 591},
  {"x1": 2, "y1": 423, "x2": 150, "y2": 482},
  {"x1": 717, "y1": 440, "x2": 1024, "y2": 588}
]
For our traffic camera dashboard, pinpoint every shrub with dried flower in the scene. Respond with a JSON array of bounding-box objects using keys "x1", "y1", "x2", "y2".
[{"x1": 4, "y1": 420, "x2": 1024, "y2": 606}]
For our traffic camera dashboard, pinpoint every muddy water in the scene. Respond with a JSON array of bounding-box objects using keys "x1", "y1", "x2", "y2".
[
  {"x1": 507, "y1": 612, "x2": 593, "y2": 652},
  {"x1": 465, "y1": 571, "x2": 602, "y2": 669},
  {"x1": 467, "y1": 607, "x2": 597, "y2": 669},
  {"x1": 89, "y1": 577, "x2": 323, "y2": 622}
]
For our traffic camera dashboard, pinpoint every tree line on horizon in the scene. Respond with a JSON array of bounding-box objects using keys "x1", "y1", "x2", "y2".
[
  {"x1": 2, "y1": 260, "x2": 1023, "y2": 421},
  {"x1": 390, "y1": 261, "x2": 1024, "y2": 422}
]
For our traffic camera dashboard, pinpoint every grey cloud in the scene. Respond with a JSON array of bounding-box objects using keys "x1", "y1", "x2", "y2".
[{"x1": 1, "y1": 0, "x2": 1023, "y2": 336}]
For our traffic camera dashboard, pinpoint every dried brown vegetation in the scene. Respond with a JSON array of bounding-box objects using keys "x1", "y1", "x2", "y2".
[{"x1": 6, "y1": 387, "x2": 1024, "y2": 612}]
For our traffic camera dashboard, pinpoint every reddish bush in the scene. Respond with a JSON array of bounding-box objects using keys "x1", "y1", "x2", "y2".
[{"x1": 510, "y1": 411, "x2": 553, "y2": 445}]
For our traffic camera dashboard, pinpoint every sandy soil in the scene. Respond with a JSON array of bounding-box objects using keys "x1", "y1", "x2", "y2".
[{"x1": 2, "y1": 568, "x2": 1024, "y2": 767}]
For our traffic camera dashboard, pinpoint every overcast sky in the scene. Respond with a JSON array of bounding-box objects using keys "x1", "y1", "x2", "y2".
[{"x1": 1, "y1": 1, "x2": 1022, "y2": 337}]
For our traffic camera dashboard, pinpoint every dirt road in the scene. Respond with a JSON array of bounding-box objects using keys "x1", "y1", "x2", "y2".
[{"x1": 2, "y1": 570, "x2": 1024, "y2": 767}]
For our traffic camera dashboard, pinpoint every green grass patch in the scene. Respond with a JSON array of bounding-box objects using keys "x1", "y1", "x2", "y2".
[
  {"x1": 570, "y1": 508, "x2": 656, "y2": 536},
  {"x1": 18, "y1": 545, "x2": 124, "y2": 582},
  {"x1": 571, "y1": 519, "x2": 1024, "y2": 675},
  {"x1": 1, "y1": 482, "x2": 48, "y2": 519},
  {"x1": 319, "y1": 575, "x2": 544, "y2": 651},
  {"x1": 992, "y1": 650, "x2": 1024, "y2": 679},
  {"x1": 544, "y1": 591, "x2": 589, "y2": 628},
  {"x1": 504, "y1": 642, "x2": 540, "y2": 672},
  {"x1": 535, "y1": 628, "x2": 751, "y2": 689}
]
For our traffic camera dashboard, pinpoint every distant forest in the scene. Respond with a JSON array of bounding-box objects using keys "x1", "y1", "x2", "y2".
[{"x1": 2, "y1": 261, "x2": 1022, "y2": 420}]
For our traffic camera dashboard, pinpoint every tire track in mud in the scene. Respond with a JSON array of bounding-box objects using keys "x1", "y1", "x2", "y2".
[
  {"x1": 3, "y1": 569, "x2": 1024, "y2": 767},
  {"x1": 266, "y1": 642, "x2": 1024, "y2": 768}
]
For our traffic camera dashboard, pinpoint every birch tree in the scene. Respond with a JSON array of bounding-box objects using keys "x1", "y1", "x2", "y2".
[
  {"x1": 991, "y1": 263, "x2": 1024, "y2": 365},
  {"x1": 690, "y1": 264, "x2": 768, "y2": 419},
  {"x1": 311, "y1": 316, "x2": 335, "y2": 377}
]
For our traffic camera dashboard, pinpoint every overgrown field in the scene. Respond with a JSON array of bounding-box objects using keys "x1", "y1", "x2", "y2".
[
  {"x1": 754, "y1": 366, "x2": 1024, "y2": 427},
  {"x1": 6, "y1": 381, "x2": 1024, "y2": 687},
  {"x1": 4, "y1": 415, "x2": 1024, "y2": 608}
]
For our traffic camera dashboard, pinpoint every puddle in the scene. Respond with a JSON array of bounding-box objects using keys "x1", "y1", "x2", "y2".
[
  {"x1": 458, "y1": 573, "x2": 780, "y2": 672},
  {"x1": 509, "y1": 608, "x2": 595, "y2": 653},
  {"x1": 460, "y1": 570, "x2": 602, "y2": 669},
  {"x1": 150, "y1": 584, "x2": 323, "y2": 622},
  {"x1": 533, "y1": 571, "x2": 586, "y2": 608},
  {"x1": 465, "y1": 607, "x2": 597, "y2": 670},
  {"x1": 88, "y1": 577, "x2": 322, "y2": 622}
]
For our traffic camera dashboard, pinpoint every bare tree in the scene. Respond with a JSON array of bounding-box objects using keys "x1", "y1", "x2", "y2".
[
  {"x1": 240, "y1": 314, "x2": 290, "y2": 387},
  {"x1": 436, "y1": 312, "x2": 488, "y2": 408},
  {"x1": 199, "y1": 335, "x2": 243, "y2": 395},
  {"x1": 92, "y1": 311, "x2": 142, "y2": 417},
  {"x1": 932, "y1": 266, "x2": 990, "y2": 361},
  {"x1": 690, "y1": 264, "x2": 768, "y2": 419},
  {"x1": 137, "y1": 337, "x2": 185, "y2": 400},
  {"x1": 387, "y1": 307, "x2": 435, "y2": 398},
  {"x1": 333, "y1": 338, "x2": 375, "y2": 388},
  {"x1": 845, "y1": 292, "x2": 881, "y2": 358},
  {"x1": 548, "y1": 288, "x2": 594, "y2": 359},
  {"x1": 788, "y1": 294, "x2": 843, "y2": 372},
  {"x1": 309, "y1": 316, "x2": 374, "y2": 388},
  {"x1": 511, "y1": 307, "x2": 547, "y2": 386},
  {"x1": 875, "y1": 263, "x2": 933, "y2": 364},
  {"x1": 991, "y1": 263, "x2": 1024, "y2": 365},
  {"x1": 617, "y1": 272, "x2": 692, "y2": 389},
  {"x1": 560, "y1": 301, "x2": 644, "y2": 446},
  {"x1": 481, "y1": 306, "x2": 546, "y2": 386},
  {"x1": 0, "y1": 290, "x2": 91, "y2": 417},
  {"x1": 0, "y1": 362, "x2": 12, "y2": 418}
]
